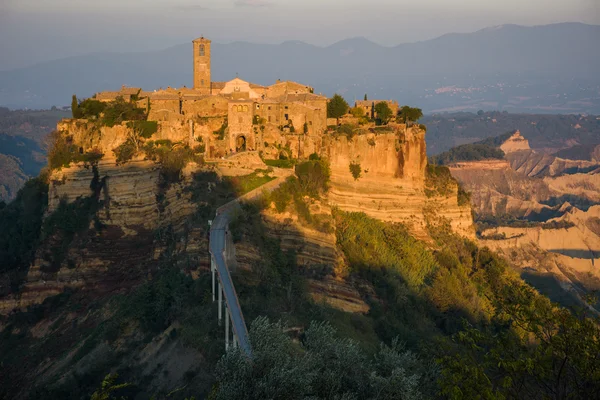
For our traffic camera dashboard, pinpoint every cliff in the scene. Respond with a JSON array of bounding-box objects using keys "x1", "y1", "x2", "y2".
[{"x1": 324, "y1": 127, "x2": 474, "y2": 239}]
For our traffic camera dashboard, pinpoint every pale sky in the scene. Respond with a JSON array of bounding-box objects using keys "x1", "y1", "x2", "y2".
[{"x1": 0, "y1": 0, "x2": 598, "y2": 71}]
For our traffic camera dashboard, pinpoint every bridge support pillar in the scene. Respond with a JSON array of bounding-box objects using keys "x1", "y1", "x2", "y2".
[
  {"x1": 225, "y1": 305, "x2": 230, "y2": 351},
  {"x1": 211, "y1": 257, "x2": 216, "y2": 302},
  {"x1": 218, "y1": 282, "x2": 222, "y2": 325}
]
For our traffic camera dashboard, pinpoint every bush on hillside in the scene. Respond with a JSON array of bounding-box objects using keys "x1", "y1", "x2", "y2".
[{"x1": 430, "y1": 143, "x2": 505, "y2": 165}]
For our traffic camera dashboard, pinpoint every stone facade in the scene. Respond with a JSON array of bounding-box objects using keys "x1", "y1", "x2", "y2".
[
  {"x1": 94, "y1": 37, "x2": 326, "y2": 158},
  {"x1": 355, "y1": 100, "x2": 399, "y2": 119}
]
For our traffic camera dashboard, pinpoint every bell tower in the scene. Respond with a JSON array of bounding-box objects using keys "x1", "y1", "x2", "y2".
[{"x1": 193, "y1": 37, "x2": 211, "y2": 93}]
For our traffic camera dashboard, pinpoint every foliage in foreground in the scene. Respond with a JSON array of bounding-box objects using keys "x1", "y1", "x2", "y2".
[{"x1": 212, "y1": 317, "x2": 436, "y2": 400}]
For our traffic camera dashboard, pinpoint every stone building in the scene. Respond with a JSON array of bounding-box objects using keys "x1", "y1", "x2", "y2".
[
  {"x1": 94, "y1": 36, "x2": 327, "y2": 156},
  {"x1": 355, "y1": 100, "x2": 399, "y2": 119}
]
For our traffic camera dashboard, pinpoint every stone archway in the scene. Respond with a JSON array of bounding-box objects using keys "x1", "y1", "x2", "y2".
[{"x1": 236, "y1": 135, "x2": 247, "y2": 152}]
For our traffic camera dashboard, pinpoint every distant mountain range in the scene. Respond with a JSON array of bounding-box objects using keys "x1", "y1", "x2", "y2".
[{"x1": 1, "y1": 22, "x2": 599, "y2": 113}]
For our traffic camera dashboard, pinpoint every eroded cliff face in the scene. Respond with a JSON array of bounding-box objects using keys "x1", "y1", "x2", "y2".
[
  {"x1": 0, "y1": 155, "x2": 215, "y2": 314},
  {"x1": 324, "y1": 127, "x2": 474, "y2": 239}
]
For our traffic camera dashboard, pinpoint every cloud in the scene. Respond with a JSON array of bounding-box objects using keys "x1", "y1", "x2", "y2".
[{"x1": 234, "y1": 0, "x2": 273, "y2": 7}]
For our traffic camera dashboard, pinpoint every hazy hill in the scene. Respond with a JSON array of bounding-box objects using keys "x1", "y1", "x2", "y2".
[
  {"x1": 1, "y1": 23, "x2": 599, "y2": 113},
  {"x1": 422, "y1": 111, "x2": 600, "y2": 155},
  {"x1": 0, "y1": 108, "x2": 69, "y2": 202}
]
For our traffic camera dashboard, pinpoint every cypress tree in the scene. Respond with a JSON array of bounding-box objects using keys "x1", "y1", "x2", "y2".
[{"x1": 71, "y1": 95, "x2": 80, "y2": 118}]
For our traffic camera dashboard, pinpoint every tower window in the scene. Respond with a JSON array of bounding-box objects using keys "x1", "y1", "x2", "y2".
[
  {"x1": 201, "y1": 79, "x2": 204, "y2": 86},
  {"x1": 285, "y1": 114, "x2": 289, "y2": 120},
  {"x1": 199, "y1": 44, "x2": 205, "y2": 56}
]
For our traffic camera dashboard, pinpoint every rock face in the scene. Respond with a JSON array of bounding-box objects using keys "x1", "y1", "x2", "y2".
[
  {"x1": 48, "y1": 157, "x2": 200, "y2": 230},
  {"x1": 324, "y1": 128, "x2": 474, "y2": 239},
  {"x1": 446, "y1": 131, "x2": 600, "y2": 311},
  {"x1": 500, "y1": 130, "x2": 530, "y2": 153}
]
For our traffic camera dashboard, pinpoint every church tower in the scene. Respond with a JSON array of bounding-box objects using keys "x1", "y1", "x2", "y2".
[{"x1": 193, "y1": 37, "x2": 211, "y2": 93}]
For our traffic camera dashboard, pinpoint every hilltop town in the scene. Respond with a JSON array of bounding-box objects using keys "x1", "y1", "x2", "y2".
[{"x1": 78, "y1": 36, "x2": 401, "y2": 161}]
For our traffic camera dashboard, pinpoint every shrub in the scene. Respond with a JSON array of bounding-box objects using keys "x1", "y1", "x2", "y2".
[
  {"x1": 349, "y1": 162, "x2": 362, "y2": 180},
  {"x1": 264, "y1": 159, "x2": 295, "y2": 169},
  {"x1": 425, "y1": 164, "x2": 456, "y2": 197},
  {"x1": 48, "y1": 130, "x2": 104, "y2": 169},
  {"x1": 308, "y1": 153, "x2": 321, "y2": 161},
  {"x1": 126, "y1": 120, "x2": 158, "y2": 138},
  {"x1": 457, "y1": 186, "x2": 471, "y2": 206},
  {"x1": 213, "y1": 119, "x2": 228, "y2": 140},
  {"x1": 295, "y1": 160, "x2": 331, "y2": 197},
  {"x1": 101, "y1": 97, "x2": 146, "y2": 127},
  {"x1": 78, "y1": 98, "x2": 106, "y2": 120},
  {"x1": 114, "y1": 140, "x2": 136, "y2": 164}
]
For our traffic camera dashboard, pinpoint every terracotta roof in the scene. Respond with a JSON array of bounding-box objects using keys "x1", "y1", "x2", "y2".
[{"x1": 211, "y1": 82, "x2": 227, "y2": 89}]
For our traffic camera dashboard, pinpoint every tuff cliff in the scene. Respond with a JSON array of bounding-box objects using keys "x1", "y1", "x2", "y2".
[
  {"x1": 0, "y1": 120, "x2": 475, "y2": 315},
  {"x1": 324, "y1": 126, "x2": 474, "y2": 240}
]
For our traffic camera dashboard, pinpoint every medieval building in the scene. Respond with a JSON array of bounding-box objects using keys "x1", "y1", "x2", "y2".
[{"x1": 94, "y1": 37, "x2": 327, "y2": 156}]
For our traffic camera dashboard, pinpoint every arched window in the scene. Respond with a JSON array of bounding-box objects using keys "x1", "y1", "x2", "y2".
[
  {"x1": 237, "y1": 105, "x2": 243, "y2": 112},
  {"x1": 199, "y1": 44, "x2": 205, "y2": 56},
  {"x1": 243, "y1": 105, "x2": 248, "y2": 112}
]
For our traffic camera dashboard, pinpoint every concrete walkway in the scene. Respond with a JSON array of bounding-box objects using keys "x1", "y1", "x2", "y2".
[{"x1": 209, "y1": 170, "x2": 295, "y2": 357}]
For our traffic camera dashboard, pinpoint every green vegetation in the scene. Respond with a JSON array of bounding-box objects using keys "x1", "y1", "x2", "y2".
[
  {"x1": 327, "y1": 93, "x2": 349, "y2": 123},
  {"x1": 213, "y1": 119, "x2": 228, "y2": 140},
  {"x1": 335, "y1": 211, "x2": 436, "y2": 289},
  {"x1": 349, "y1": 106, "x2": 365, "y2": 118},
  {"x1": 430, "y1": 143, "x2": 505, "y2": 165},
  {"x1": 144, "y1": 141, "x2": 202, "y2": 183},
  {"x1": 126, "y1": 120, "x2": 158, "y2": 139},
  {"x1": 476, "y1": 215, "x2": 576, "y2": 233},
  {"x1": 264, "y1": 159, "x2": 296, "y2": 169},
  {"x1": 374, "y1": 102, "x2": 393, "y2": 125},
  {"x1": 213, "y1": 318, "x2": 434, "y2": 400},
  {"x1": 425, "y1": 164, "x2": 456, "y2": 197},
  {"x1": 90, "y1": 374, "x2": 131, "y2": 400},
  {"x1": 71, "y1": 95, "x2": 79, "y2": 118},
  {"x1": 349, "y1": 162, "x2": 362, "y2": 180},
  {"x1": 47, "y1": 130, "x2": 103, "y2": 170},
  {"x1": 42, "y1": 166, "x2": 106, "y2": 271},
  {"x1": 0, "y1": 176, "x2": 48, "y2": 288},
  {"x1": 100, "y1": 97, "x2": 146, "y2": 127},
  {"x1": 265, "y1": 160, "x2": 332, "y2": 233},
  {"x1": 397, "y1": 106, "x2": 423, "y2": 125},
  {"x1": 224, "y1": 169, "x2": 275, "y2": 196},
  {"x1": 457, "y1": 186, "x2": 471, "y2": 206}
]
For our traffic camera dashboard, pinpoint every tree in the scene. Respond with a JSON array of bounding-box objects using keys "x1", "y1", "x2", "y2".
[
  {"x1": 349, "y1": 107, "x2": 365, "y2": 118},
  {"x1": 90, "y1": 373, "x2": 131, "y2": 400},
  {"x1": 398, "y1": 106, "x2": 423, "y2": 126},
  {"x1": 212, "y1": 317, "x2": 432, "y2": 400},
  {"x1": 349, "y1": 162, "x2": 362, "y2": 180},
  {"x1": 364, "y1": 94, "x2": 368, "y2": 101},
  {"x1": 374, "y1": 102, "x2": 393, "y2": 125},
  {"x1": 71, "y1": 95, "x2": 80, "y2": 118},
  {"x1": 327, "y1": 94, "x2": 349, "y2": 124}
]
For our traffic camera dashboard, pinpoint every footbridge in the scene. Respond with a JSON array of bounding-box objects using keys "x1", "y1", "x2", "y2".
[{"x1": 209, "y1": 169, "x2": 294, "y2": 357}]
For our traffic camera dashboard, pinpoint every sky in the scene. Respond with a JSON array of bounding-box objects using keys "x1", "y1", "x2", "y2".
[{"x1": 0, "y1": 0, "x2": 598, "y2": 71}]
